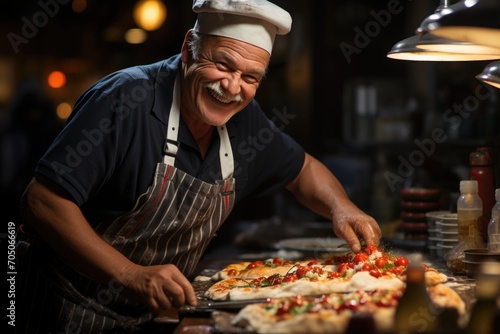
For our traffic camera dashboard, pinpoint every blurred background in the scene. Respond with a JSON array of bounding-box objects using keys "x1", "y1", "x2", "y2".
[{"x1": 1, "y1": 1, "x2": 499, "y2": 247}]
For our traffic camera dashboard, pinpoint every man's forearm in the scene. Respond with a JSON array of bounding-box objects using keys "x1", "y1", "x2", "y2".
[{"x1": 20, "y1": 178, "x2": 137, "y2": 286}]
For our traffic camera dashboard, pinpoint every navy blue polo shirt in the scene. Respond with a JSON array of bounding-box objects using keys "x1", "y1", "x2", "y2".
[{"x1": 35, "y1": 55, "x2": 305, "y2": 225}]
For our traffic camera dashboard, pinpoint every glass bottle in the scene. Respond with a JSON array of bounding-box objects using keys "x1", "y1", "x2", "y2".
[
  {"x1": 487, "y1": 189, "x2": 500, "y2": 253},
  {"x1": 445, "y1": 180, "x2": 484, "y2": 274},
  {"x1": 463, "y1": 262, "x2": 500, "y2": 334},
  {"x1": 393, "y1": 254, "x2": 437, "y2": 334},
  {"x1": 469, "y1": 147, "x2": 495, "y2": 242}
]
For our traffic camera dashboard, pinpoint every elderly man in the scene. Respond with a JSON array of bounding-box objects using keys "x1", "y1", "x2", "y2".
[{"x1": 16, "y1": 0, "x2": 381, "y2": 332}]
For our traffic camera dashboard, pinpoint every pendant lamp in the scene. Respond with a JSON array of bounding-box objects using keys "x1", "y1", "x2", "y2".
[
  {"x1": 476, "y1": 61, "x2": 500, "y2": 89},
  {"x1": 387, "y1": 0, "x2": 500, "y2": 61},
  {"x1": 418, "y1": 0, "x2": 500, "y2": 49},
  {"x1": 387, "y1": 33, "x2": 500, "y2": 61}
]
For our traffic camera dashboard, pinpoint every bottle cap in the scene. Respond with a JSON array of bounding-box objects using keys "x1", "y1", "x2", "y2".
[
  {"x1": 460, "y1": 180, "x2": 478, "y2": 194},
  {"x1": 470, "y1": 147, "x2": 493, "y2": 166}
]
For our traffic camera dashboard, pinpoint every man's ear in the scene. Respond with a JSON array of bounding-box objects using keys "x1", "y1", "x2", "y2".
[{"x1": 181, "y1": 29, "x2": 193, "y2": 63}]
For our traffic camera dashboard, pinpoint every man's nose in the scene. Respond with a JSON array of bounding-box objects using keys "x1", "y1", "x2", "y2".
[{"x1": 220, "y1": 73, "x2": 242, "y2": 96}]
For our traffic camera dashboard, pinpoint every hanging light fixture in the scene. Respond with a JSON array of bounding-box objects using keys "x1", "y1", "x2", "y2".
[
  {"x1": 415, "y1": 31, "x2": 500, "y2": 56},
  {"x1": 133, "y1": 0, "x2": 167, "y2": 31},
  {"x1": 387, "y1": 33, "x2": 500, "y2": 61},
  {"x1": 418, "y1": 0, "x2": 500, "y2": 49},
  {"x1": 476, "y1": 61, "x2": 500, "y2": 89},
  {"x1": 387, "y1": 0, "x2": 500, "y2": 61}
]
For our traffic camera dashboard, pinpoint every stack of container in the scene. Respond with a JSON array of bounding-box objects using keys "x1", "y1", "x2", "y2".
[
  {"x1": 435, "y1": 213, "x2": 459, "y2": 260},
  {"x1": 426, "y1": 210, "x2": 451, "y2": 257},
  {"x1": 399, "y1": 188, "x2": 441, "y2": 242}
]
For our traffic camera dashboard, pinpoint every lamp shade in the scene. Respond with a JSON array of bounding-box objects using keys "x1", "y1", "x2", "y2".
[
  {"x1": 418, "y1": 0, "x2": 500, "y2": 49},
  {"x1": 387, "y1": 34, "x2": 500, "y2": 61},
  {"x1": 476, "y1": 61, "x2": 500, "y2": 89},
  {"x1": 415, "y1": 32, "x2": 500, "y2": 57}
]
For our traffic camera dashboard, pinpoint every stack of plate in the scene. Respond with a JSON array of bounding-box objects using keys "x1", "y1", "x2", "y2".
[
  {"x1": 435, "y1": 213, "x2": 459, "y2": 259},
  {"x1": 426, "y1": 210, "x2": 451, "y2": 257},
  {"x1": 399, "y1": 188, "x2": 441, "y2": 242}
]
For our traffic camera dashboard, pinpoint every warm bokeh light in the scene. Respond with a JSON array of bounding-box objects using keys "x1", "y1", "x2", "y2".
[
  {"x1": 48, "y1": 71, "x2": 66, "y2": 89},
  {"x1": 133, "y1": 0, "x2": 167, "y2": 31},
  {"x1": 56, "y1": 102, "x2": 72, "y2": 120},
  {"x1": 125, "y1": 28, "x2": 147, "y2": 44},
  {"x1": 72, "y1": 0, "x2": 87, "y2": 13}
]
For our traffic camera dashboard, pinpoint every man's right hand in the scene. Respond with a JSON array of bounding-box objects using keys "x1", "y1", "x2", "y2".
[{"x1": 119, "y1": 263, "x2": 198, "y2": 313}]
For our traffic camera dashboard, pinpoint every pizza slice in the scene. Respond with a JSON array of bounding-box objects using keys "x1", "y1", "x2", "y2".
[
  {"x1": 205, "y1": 268, "x2": 406, "y2": 301},
  {"x1": 209, "y1": 258, "x2": 296, "y2": 281},
  {"x1": 209, "y1": 257, "x2": 337, "y2": 281},
  {"x1": 230, "y1": 289, "x2": 402, "y2": 334},
  {"x1": 205, "y1": 244, "x2": 449, "y2": 301},
  {"x1": 230, "y1": 284, "x2": 465, "y2": 334}
]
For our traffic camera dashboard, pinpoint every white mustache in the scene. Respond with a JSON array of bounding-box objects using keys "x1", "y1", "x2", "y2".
[{"x1": 205, "y1": 81, "x2": 243, "y2": 103}]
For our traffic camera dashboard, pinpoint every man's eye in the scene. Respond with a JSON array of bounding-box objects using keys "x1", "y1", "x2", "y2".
[
  {"x1": 243, "y1": 75, "x2": 259, "y2": 84},
  {"x1": 215, "y1": 62, "x2": 229, "y2": 70}
]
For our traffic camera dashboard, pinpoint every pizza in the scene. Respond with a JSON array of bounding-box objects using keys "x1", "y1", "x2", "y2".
[
  {"x1": 204, "y1": 245, "x2": 447, "y2": 301},
  {"x1": 205, "y1": 271, "x2": 405, "y2": 301},
  {"x1": 230, "y1": 284, "x2": 465, "y2": 334}
]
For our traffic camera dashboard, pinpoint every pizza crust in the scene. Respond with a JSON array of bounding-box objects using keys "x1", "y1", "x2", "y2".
[
  {"x1": 424, "y1": 269, "x2": 448, "y2": 286},
  {"x1": 427, "y1": 283, "x2": 466, "y2": 316},
  {"x1": 232, "y1": 305, "x2": 352, "y2": 334},
  {"x1": 210, "y1": 262, "x2": 251, "y2": 281},
  {"x1": 205, "y1": 271, "x2": 405, "y2": 301}
]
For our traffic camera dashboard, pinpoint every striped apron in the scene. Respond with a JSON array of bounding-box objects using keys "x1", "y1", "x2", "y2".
[{"x1": 16, "y1": 76, "x2": 236, "y2": 333}]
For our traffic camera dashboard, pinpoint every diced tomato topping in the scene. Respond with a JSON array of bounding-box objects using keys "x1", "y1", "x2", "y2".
[
  {"x1": 276, "y1": 300, "x2": 290, "y2": 315},
  {"x1": 327, "y1": 271, "x2": 342, "y2": 278},
  {"x1": 272, "y1": 258, "x2": 283, "y2": 265},
  {"x1": 337, "y1": 263, "x2": 350, "y2": 273},
  {"x1": 271, "y1": 276, "x2": 282, "y2": 285},
  {"x1": 360, "y1": 263, "x2": 373, "y2": 271},
  {"x1": 227, "y1": 269, "x2": 237, "y2": 276},
  {"x1": 251, "y1": 277, "x2": 266, "y2": 286},
  {"x1": 307, "y1": 260, "x2": 319, "y2": 266},
  {"x1": 375, "y1": 257, "x2": 389, "y2": 268},
  {"x1": 291, "y1": 295, "x2": 305, "y2": 306},
  {"x1": 246, "y1": 260, "x2": 264, "y2": 269},
  {"x1": 394, "y1": 256, "x2": 409, "y2": 267},
  {"x1": 369, "y1": 268, "x2": 382, "y2": 278},
  {"x1": 312, "y1": 266, "x2": 323, "y2": 274},
  {"x1": 364, "y1": 244, "x2": 378, "y2": 255},
  {"x1": 354, "y1": 253, "x2": 369, "y2": 264},
  {"x1": 283, "y1": 273, "x2": 299, "y2": 282},
  {"x1": 341, "y1": 299, "x2": 358, "y2": 311},
  {"x1": 295, "y1": 266, "x2": 309, "y2": 278}
]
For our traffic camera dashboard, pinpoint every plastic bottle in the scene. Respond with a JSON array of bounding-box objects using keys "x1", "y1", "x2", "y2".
[
  {"x1": 463, "y1": 262, "x2": 500, "y2": 334},
  {"x1": 469, "y1": 147, "x2": 495, "y2": 242},
  {"x1": 487, "y1": 189, "x2": 500, "y2": 253},
  {"x1": 393, "y1": 254, "x2": 437, "y2": 334},
  {"x1": 445, "y1": 180, "x2": 484, "y2": 274}
]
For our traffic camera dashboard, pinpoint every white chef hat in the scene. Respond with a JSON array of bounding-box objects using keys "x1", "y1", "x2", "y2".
[{"x1": 192, "y1": 0, "x2": 292, "y2": 54}]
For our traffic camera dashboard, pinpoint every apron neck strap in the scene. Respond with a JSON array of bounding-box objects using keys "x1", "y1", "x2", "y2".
[{"x1": 163, "y1": 73, "x2": 234, "y2": 180}]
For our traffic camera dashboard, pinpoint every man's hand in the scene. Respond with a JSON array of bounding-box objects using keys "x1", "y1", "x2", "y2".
[
  {"x1": 331, "y1": 207, "x2": 381, "y2": 253},
  {"x1": 285, "y1": 153, "x2": 382, "y2": 254},
  {"x1": 120, "y1": 263, "x2": 198, "y2": 314}
]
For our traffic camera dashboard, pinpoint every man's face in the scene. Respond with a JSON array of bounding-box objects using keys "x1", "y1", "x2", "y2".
[{"x1": 181, "y1": 33, "x2": 270, "y2": 126}]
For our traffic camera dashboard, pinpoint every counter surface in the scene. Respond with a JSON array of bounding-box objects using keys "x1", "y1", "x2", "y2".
[{"x1": 153, "y1": 247, "x2": 479, "y2": 334}]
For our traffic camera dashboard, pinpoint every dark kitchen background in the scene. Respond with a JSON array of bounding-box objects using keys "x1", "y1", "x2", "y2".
[{"x1": 1, "y1": 1, "x2": 499, "y2": 250}]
